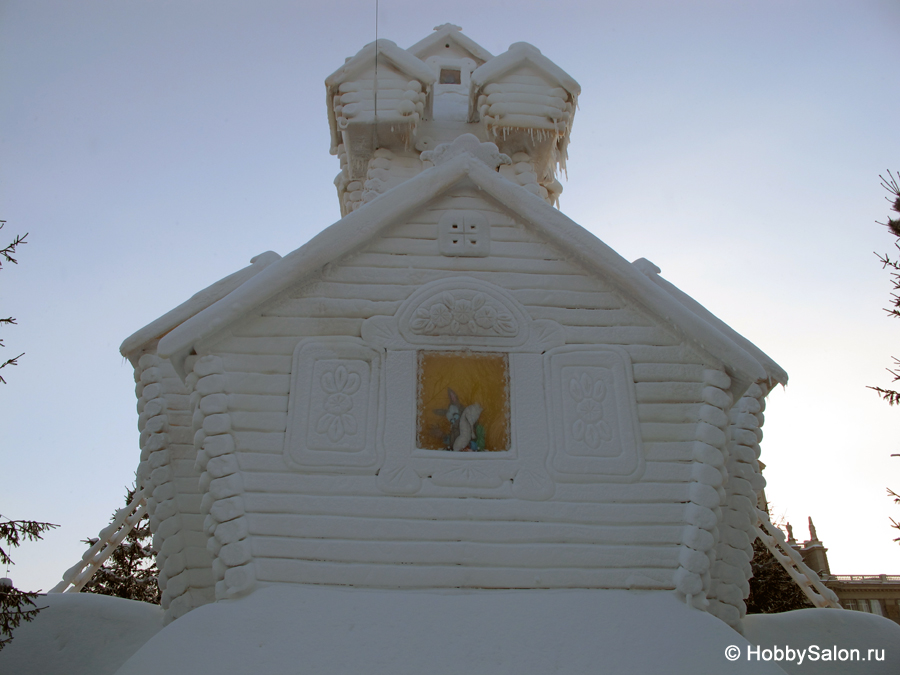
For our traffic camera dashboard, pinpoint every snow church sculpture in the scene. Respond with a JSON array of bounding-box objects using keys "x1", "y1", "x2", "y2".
[{"x1": 118, "y1": 25, "x2": 787, "y2": 633}]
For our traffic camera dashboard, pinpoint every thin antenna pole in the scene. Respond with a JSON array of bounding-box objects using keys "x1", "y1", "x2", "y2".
[{"x1": 373, "y1": 0, "x2": 379, "y2": 148}]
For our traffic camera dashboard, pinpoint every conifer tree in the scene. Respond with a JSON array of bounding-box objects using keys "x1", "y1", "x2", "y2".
[
  {"x1": 0, "y1": 222, "x2": 58, "y2": 651},
  {"x1": 0, "y1": 221, "x2": 26, "y2": 383},
  {"x1": 869, "y1": 171, "x2": 900, "y2": 544},
  {"x1": 0, "y1": 517, "x2": 58, "y2": 651},
  {"x1": 745, "y1": 536, "x2": 814, "y2": 614},
  {"x1": 870, "y1": 170, "x2": 900, "y2": 406},
  {"x1": 80, "y1": 487, "x2": 160, "y2": 604}
]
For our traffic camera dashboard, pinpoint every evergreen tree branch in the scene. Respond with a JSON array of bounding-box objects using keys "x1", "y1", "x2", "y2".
[
  {"x1": 0, "y1": 518, "x2": 58, "y2": 568},
  {"x1": 0, "y1": 516, "x2": 56, "y2": 651},
  {"x1": 0, "y1": 584, "x2": 46, "y2": 651}
]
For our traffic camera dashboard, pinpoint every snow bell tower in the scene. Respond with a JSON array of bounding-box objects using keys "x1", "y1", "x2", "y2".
[{"x1": 326, "y1": 24, "x2": 580, "y2": 215}]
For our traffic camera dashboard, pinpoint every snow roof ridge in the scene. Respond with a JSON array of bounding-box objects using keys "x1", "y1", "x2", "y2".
[
  {"x1": 407, "y1": 25, "x2": 494, "y2": 63},
  {"x1": 325, "y1": 39, "x2": 435, "y2": 89},
  {"x1": 157, "y1": 156, "x2": 769, "y2": 397},
  {"x1": 471, "y1": 41, "x2": 580, "y2": 97},
  {"x1": 632, "y1": 257, "x2": 788, "y2": 386},
  {"x1": 120, "y1": 250, "x2": 281, "y2": 365}
]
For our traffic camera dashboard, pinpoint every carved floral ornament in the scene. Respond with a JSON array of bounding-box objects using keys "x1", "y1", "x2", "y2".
[
  {"x1": 316, "y1": 365, "x2": 361, "y2": 442},
  {"x1": 361, "y1": 276, "x2": 563, "y2": 350},
  {"x1": 568, "y1": 371, "x2": 612, "y2": 450},
  {"x1": 409, "y1": 291, "x2": 516, "y2": 337},
  {"x1": 284, "y1": 338, "x2": 380, "y2": 470}
]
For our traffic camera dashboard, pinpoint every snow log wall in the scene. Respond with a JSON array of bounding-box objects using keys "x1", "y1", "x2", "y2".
[
  {"x1": 133, "y1": 349, "x2": 216, "y2": 621},
  {"x1": 168, "y1": 185, "x2": 767, "y2": 631}
]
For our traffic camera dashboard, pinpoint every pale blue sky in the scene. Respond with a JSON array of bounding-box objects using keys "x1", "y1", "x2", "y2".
[{"x1": 2, "y1": 0, "x2": 899, "y2": 591}]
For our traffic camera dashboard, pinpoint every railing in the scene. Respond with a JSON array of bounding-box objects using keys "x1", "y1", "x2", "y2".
[
  {"x1": 830, "y1": 575, "x2": 900, "y2": 583},
  {"x1": 754, "y1": 509, "x2": 841, "y2": 609},
  {"x1": 48, "y1": 488, "x2": 147, "y2": 594}
]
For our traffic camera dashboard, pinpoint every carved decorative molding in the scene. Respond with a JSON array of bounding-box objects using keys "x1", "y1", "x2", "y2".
[
  {"x1": 284, "y1": 338, "x2": 382, "y2": 471},
  {"x1": 420, "y1": 133, "x2": 511, "y2": 169},
  {"x1": 362, "y1": 276, "x2": 563, "y2": 351},
  {"x1": 410, "y1": 290, "x2": 515, "y2": 337},
  {"x1": 544, "y1": 346, "x2": 644, "y2": 482}
]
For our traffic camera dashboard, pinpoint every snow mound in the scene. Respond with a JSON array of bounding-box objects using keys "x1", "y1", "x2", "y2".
[
  {"x1": 0, "y1": 592, "x2": 163, "y2": 675},
  {"x1": 115, "y1": 586, "x2": 788, "y2": 675},
  {"x1": 743, "y1": 608, "x2": 900, "y2": 674}
]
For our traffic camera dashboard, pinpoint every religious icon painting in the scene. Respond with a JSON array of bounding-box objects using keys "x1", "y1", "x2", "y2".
[{"x1": 416, "y1": 350, "x2": 510, "y2": 452}]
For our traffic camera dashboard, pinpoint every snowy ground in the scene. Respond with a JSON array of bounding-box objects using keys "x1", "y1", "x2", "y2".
[
  {"x1": 0, "y1": 592, "x2": 163, "y2": 675},
  {"x1": 2, "y1": 587, "x2": 898, "y2": 674}
]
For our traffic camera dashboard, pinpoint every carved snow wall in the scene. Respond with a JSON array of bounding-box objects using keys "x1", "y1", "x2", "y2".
[{"x1": 179, "y1": 191, "x2": 746, "y2": 601}]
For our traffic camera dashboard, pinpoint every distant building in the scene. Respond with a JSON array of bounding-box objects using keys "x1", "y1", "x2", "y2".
[{"x1": 785, "y1": 517, "x2": 900, "y2": 624}]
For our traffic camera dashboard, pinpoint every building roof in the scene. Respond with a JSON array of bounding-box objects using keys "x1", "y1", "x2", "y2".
[
  {"x1": 152, "y1": 135, "x2": 781, "y2": 398},
  {"x1": 119, "y1": 251, "x2": 280, "y2": 365},
  {"x1": 470, "y1": 41, "x2": 581, "y2": 99},
  {"x1": 633, "y1": 258, "x2": 787, "y2": 386},
  {"x1": 406, "y1": 24, "x2": 494, "y2": 64},
  {"x1": 325, "y1": 39, "x2": 437, "y2": 155}
]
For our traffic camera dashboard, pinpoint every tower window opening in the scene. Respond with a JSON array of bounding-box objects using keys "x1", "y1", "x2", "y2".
[{"x1": 440, "y1": 68, "x2": 461, "y2": 85}]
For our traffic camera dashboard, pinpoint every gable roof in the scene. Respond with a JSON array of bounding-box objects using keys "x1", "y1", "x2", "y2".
[
  {"x1": 407, "y1": 24, "x2": 494, "y2": 64},
  {"x1": 156, "y1": 139, "x2": 778, "y2": 397},
  {"x1": 325, "y1": 39, "x2": 437, "y2": 154},
  {"x1": 325, "y1": 39, "x2": 437, "y2": 88},
  {"x1": 632, "y1": 258, "x2": 787, "y2": 386},
  {"x1": 470, "y1": 41, "x2": 581, "y2": 99},
  {"x1": 120, "y1": 251, "x2": 280, "y2": 366}
]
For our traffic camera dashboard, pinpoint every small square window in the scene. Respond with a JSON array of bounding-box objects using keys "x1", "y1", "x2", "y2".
[
  {"x1": 417, "y1": 351, "x2": 509, "y2": 452},
  {"x1": 439, "y1": 211, "x2": 489, "y2": 257},
  {"x1": 439, "y1": 68, "x2": 461, "y2": 85}
]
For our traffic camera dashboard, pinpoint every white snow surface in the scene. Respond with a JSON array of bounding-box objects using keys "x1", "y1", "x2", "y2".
[
  {"x1": 114, "y1": 586, "x2": 788, "y2": 675},
  {"x1": 0, "y1": 592, "x2": 163, "y2": 675},
  {"x1": 6, "y1": 587, "x2": 897, "y2": 674},
  {"x1": 743, "y1": 608, "x2": 900, "y2": 674}
]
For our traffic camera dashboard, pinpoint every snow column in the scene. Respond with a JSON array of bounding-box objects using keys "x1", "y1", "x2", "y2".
[
  {"x1": 675, "y1": 368, "x2": 732, "y2": 612},
  {"x1": 190, "y1": 355, "x2": 257, "y2": 602},
  {"x1": 708, "y1": 382, "x2": 769, "y2": 631}
]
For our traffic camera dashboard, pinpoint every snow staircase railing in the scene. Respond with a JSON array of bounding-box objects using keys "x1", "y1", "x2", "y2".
[
  {"x1": 49, "y1": 488, "x2": 148, "y2": 594},
  {"x1": 754, "y1": 508, "x2": 841, "y2": 609}
]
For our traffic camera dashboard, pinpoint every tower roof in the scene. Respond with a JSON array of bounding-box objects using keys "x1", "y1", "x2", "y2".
[{"x1": 407, "y1": 24, "x2": 494, "y2": 64}]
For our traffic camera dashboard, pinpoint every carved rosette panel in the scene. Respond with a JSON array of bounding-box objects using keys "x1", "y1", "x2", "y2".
[
  {"x1": 284, "y1": 338, "x2": 382, "y2": 471},
  {"x1": 409, "y1": 290, "x2": 516, "y2": 338},
  {"x1": 398, "y1": 278, "x2": 528, "y2": 348},
  {"x1": 362, "y1": 276, "x2": 564, "y2": 353},
  {"x1": 545, "y1": 346, "x2": 644, "y2": 482}
]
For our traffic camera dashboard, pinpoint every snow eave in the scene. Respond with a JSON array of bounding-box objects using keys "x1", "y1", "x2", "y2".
[
  {"x1": 156, "y1": 156, "x2": 476, "y2": 376},
  {"x1": 460, "y1": 162, "x2": 768, "y2": 398},
  {"x1": 325, "y1": 39, "x2": 436, "y2": 89},
  {"x1": 120, "y1": 251, "x2": 281, "y2": 367},
  {"x1": 158, "y1": 153, "x2": 768, "y2": 395},
  {"x1": 632, "y1": 258, "x2": 788, "y2": 388},
  {"x1": 406, "y1": 25, "x2": 494, "y2": 64},
  {"x1": 471, "y1": 42, "x2": 581, "y2": 98}
]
